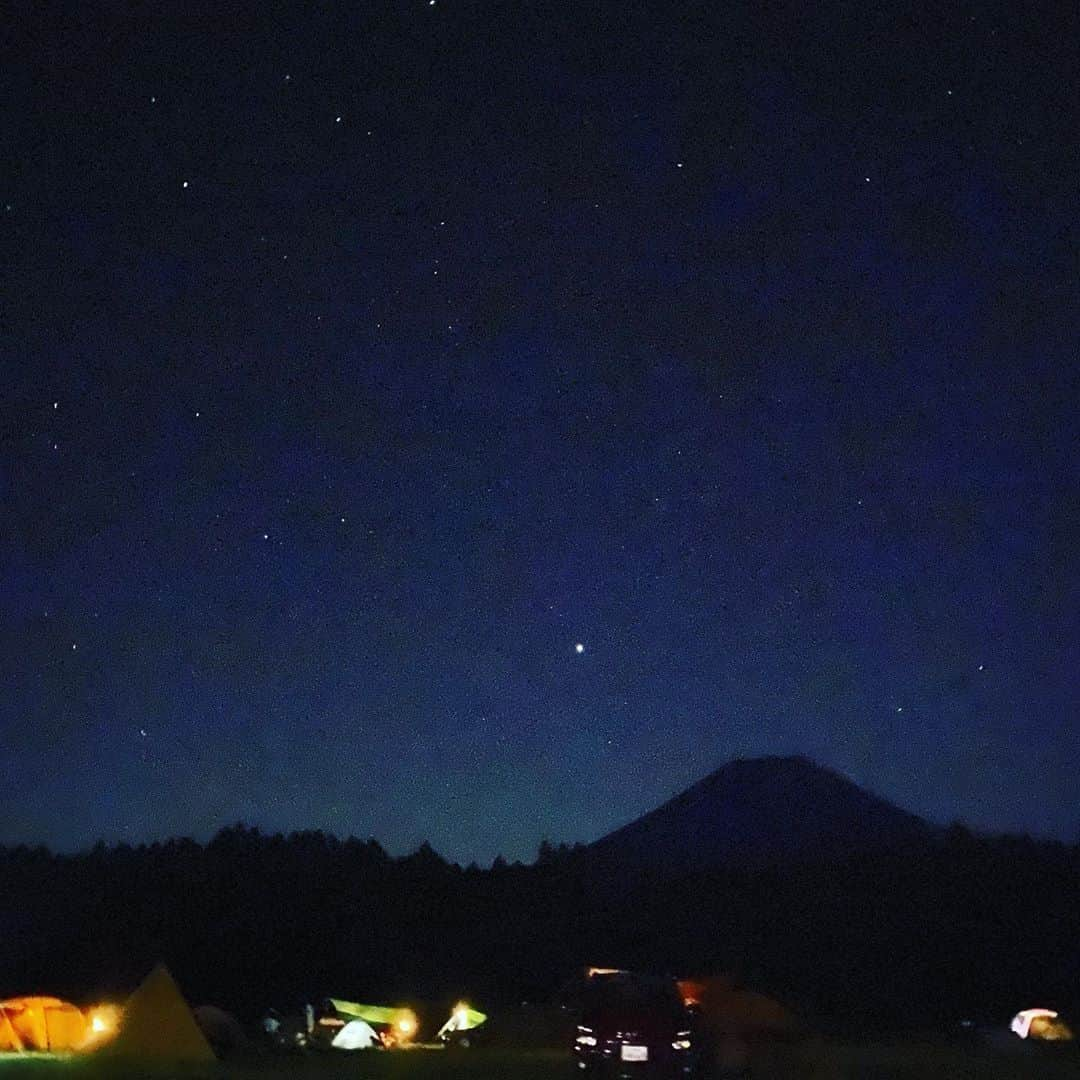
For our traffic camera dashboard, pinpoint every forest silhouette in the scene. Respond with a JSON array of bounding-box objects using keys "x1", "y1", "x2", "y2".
[{"x1": 2, "y1": 820, "x2": 1076, "y2": 1034}]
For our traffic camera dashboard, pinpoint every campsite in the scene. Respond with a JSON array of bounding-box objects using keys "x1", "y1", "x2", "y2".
[
  {"x1": 4, "y1": 0, "x2": 1077, "y2": 1073},
  {"x1": 1, "y1": 960, "x2": 1076, "y2": 1079},
  {"x1": 3, "y1": 762, "x2": 1079, "y2": 1079}
]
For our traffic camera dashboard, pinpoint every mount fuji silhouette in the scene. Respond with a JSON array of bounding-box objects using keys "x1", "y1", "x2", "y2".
[{"x1": 589, "y1": 755, "x2": 935, "y2": 870}]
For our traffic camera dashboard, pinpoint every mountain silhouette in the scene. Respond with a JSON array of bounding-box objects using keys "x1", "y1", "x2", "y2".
[{"x1": 589, "y1": 756, "x2": 935, "y2": 870}]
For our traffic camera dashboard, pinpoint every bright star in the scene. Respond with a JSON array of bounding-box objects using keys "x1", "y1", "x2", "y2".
[{"x1": 575, "y1": 643, "x2": 585, "y2": 654}]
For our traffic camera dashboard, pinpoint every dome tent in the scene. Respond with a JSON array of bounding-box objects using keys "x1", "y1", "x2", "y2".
[
  {"x1": 0, "y1": 997, "x2": 87, "y2": 1051},
  {"x1": 194, "y1": 1004, "x2": 248, "y2": 1058},
  {"x1": 331, "y1": 1019, "x2": 379, "y2": 1049}
]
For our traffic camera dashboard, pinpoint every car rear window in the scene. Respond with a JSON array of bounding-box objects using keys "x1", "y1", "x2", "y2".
[{"x1": 583, "y1": 975, "x2": 683, "y2": 1011}]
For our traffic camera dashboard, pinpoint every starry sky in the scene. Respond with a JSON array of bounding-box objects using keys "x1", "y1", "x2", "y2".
[{"x1": 2, "y1": 1, "x2": 1077, "y2": 864}]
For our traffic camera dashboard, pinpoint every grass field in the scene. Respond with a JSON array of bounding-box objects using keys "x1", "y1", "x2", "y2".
[{"x1": 1, "y1": 1044, "x2": 1077, "y2": 1080}]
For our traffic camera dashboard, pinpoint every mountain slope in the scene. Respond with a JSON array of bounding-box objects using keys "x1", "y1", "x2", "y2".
[{"x1": 589, "y1": 756, "x2": 934, "y2": 870}]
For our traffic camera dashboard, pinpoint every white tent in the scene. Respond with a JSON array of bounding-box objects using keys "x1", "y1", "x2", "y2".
[
  {"x1": 331, "y1": 1019, "x2": 378, "y2": 1050},
  {"x1": 1009, "y1": 1008, "x2": 1073, "y2": 1041}
]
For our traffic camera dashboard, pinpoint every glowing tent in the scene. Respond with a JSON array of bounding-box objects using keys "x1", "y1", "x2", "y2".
[
  {"x1": 0, "y1": 997, "x2": 87, "y2": 1051},
  {"x1": 1010, "y1": 1008, "x2": 1074, "y2": 1041},
  {"x1": 331, "y1": 1019, "x2": 379, "y2": 1049},
  {"x1": 100, "y1": 964, "x2": 215, "y2": 1062},
  {"x1": 0, "y1": 1009, "x2": 21, "y2": 1052}
]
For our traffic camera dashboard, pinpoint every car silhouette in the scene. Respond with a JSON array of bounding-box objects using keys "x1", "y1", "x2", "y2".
[{"x1": 573, "y1": 971, "x2": 704, "y2": 1078}]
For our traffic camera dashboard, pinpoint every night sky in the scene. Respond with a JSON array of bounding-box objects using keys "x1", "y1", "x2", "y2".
[{"x1": 3, "y1": 1, "x2": 1077, "y2": 864}]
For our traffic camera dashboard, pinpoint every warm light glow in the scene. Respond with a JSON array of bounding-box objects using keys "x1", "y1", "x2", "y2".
[
  {"x1": 396, "y1": 1015, "x2": 416, "y2": 1035},
  {"x1": 81, "y1": 1003, "x2": 122, "y2": 1047}
]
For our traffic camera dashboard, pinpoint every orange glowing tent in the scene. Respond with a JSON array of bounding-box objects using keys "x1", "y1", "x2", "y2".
[
  {"x1": 99, "y1": 964, "x2": 214, "y2": 1062},
  {"x1": 0, "y1": 1008, "x2": 24, "y2": 1052},
  {"x1": 0, "y1": 997, "x2": 87, "y2": 1051}
]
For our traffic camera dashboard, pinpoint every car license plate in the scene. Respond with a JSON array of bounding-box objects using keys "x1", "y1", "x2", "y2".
[{"x1": 621, "y1": 1044, "x2": 648, "y2": 1062}]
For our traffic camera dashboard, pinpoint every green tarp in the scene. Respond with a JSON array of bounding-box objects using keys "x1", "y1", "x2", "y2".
[{"x1": 330, "y1": 1000, "x2": 401, "y2": 1026}]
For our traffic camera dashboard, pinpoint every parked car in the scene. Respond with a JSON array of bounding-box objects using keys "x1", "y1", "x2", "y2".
[{"x1": 573, "y1": 972, "x2": 705, "y2": 1078}]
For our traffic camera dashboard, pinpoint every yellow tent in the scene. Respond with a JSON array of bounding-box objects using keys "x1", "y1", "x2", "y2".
[
  {"x1": 0, "y1": 997, "x2": 87, "y2": 1051},
  {"x1": 100, "y1": 964, "x2": 214, "y2": 1062}
]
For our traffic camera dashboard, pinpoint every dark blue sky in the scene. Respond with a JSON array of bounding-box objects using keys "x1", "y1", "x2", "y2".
[{"x1": 2, "y1": 1, "x2": 1077, "y2": 863}]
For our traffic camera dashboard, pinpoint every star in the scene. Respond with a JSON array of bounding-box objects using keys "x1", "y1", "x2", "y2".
[{"x1": 575, "y1": 643, "x2": 585, "y2": 654}]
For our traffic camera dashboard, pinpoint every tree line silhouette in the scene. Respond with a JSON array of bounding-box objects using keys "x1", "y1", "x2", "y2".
[{"x1": 1, "y1": 824, "x2": 1076, "y2": 1034}]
